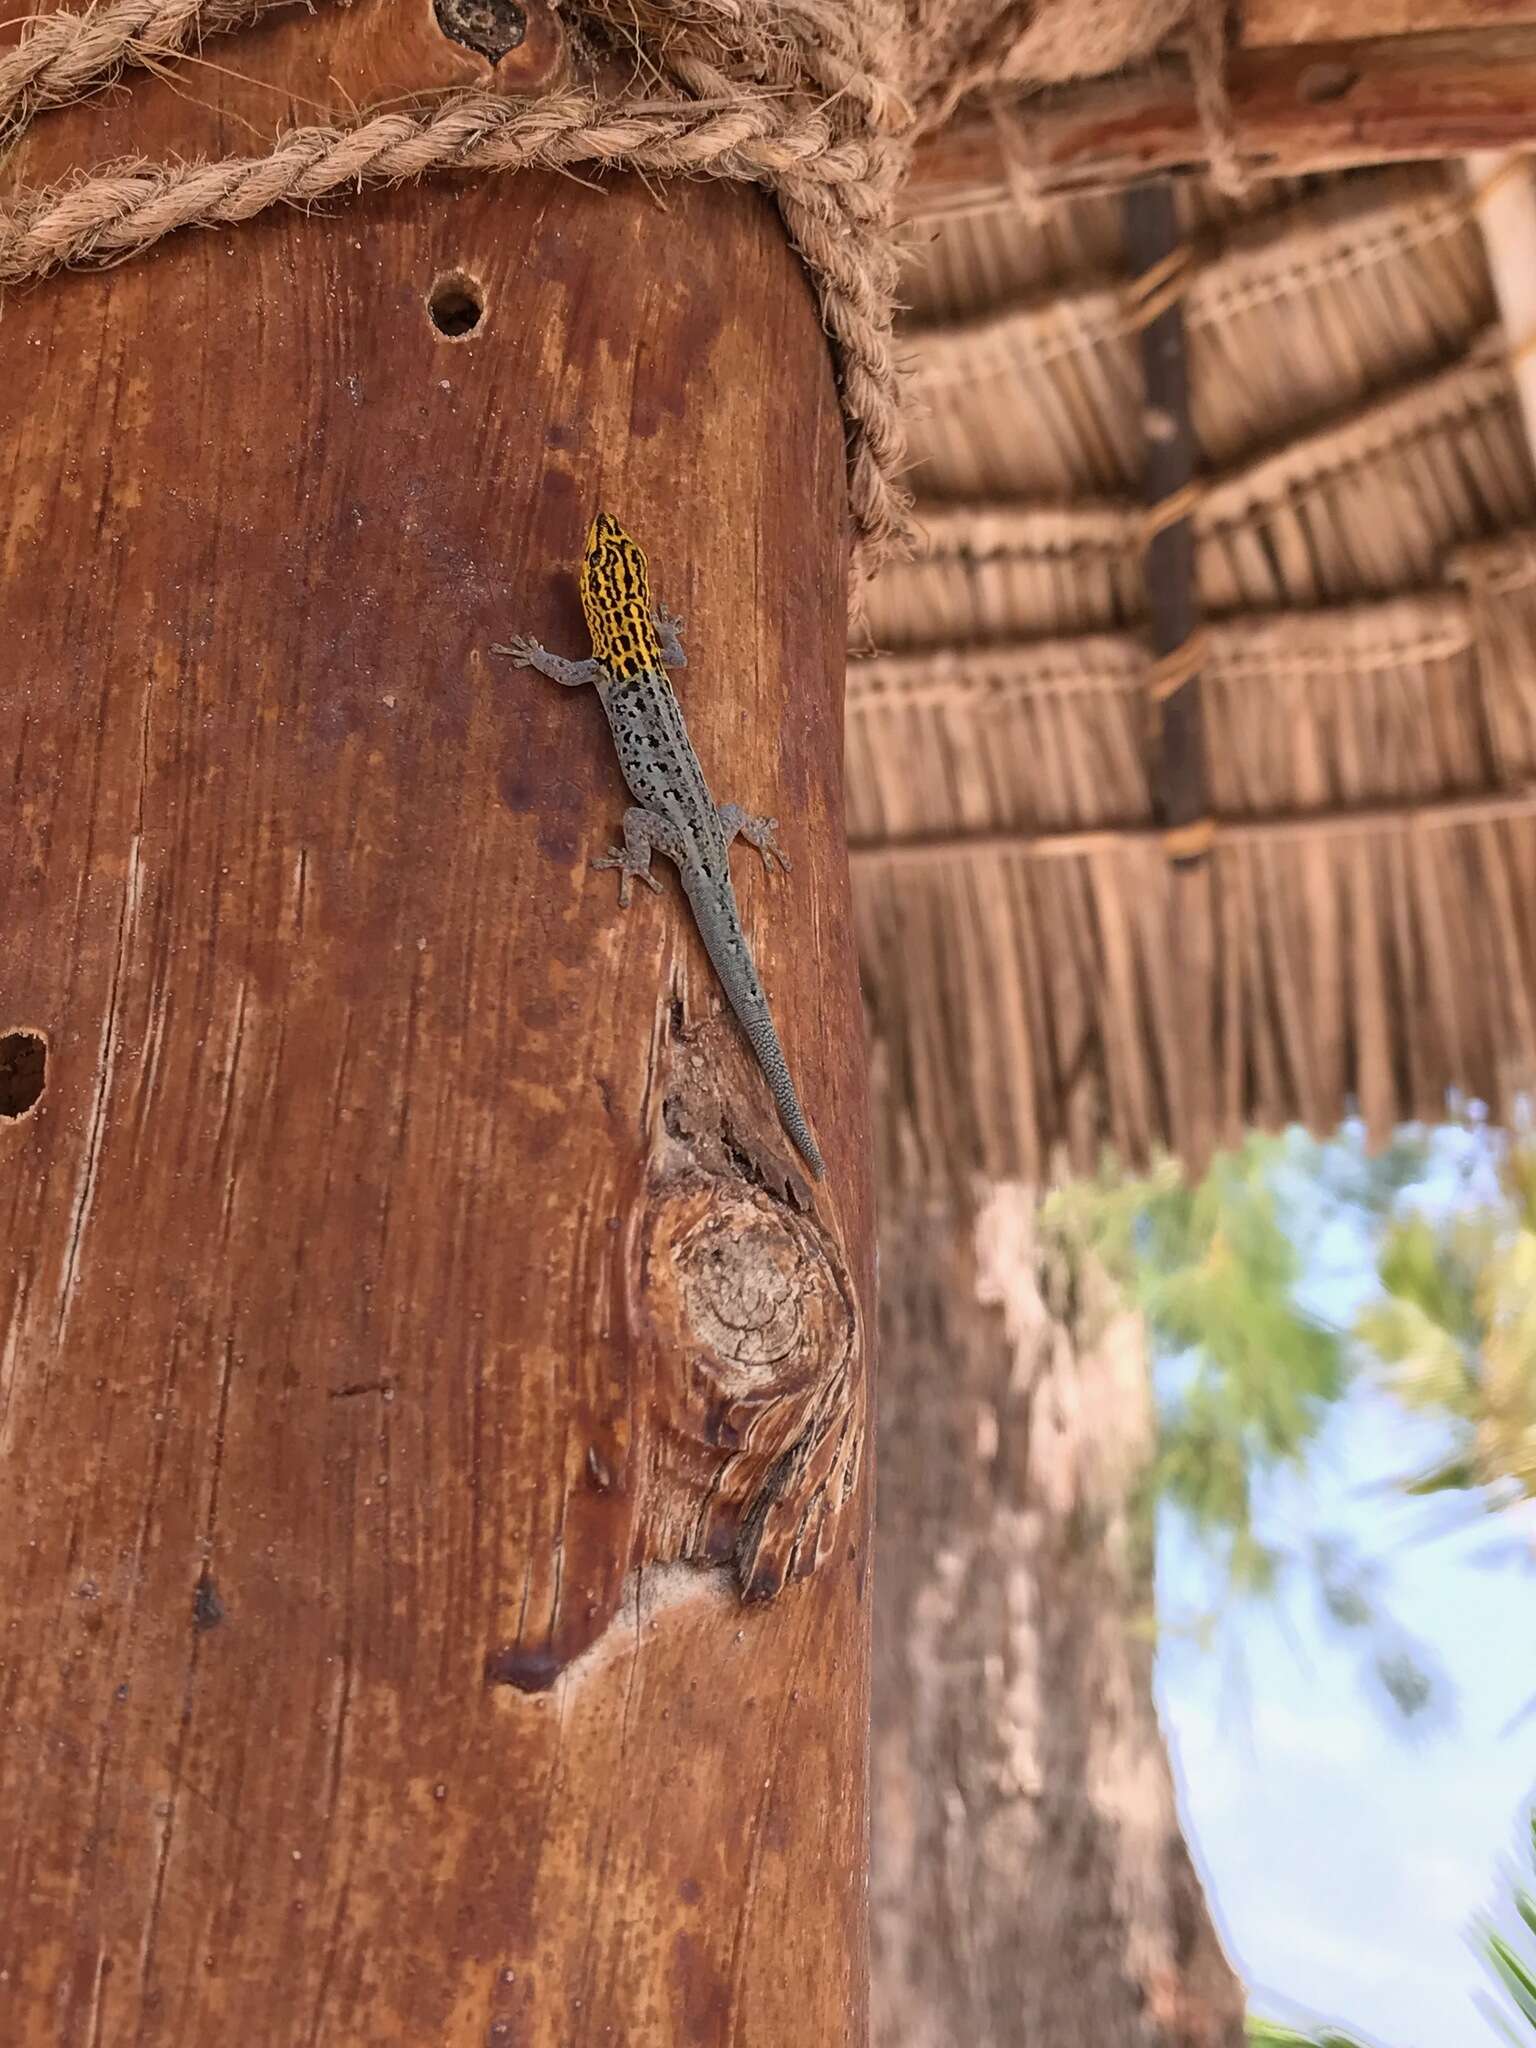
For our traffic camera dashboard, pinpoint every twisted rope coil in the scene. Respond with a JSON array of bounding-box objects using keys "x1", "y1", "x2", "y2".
[{"x1": 0, "y1": 0, "x2": 1242, "y2": 573}]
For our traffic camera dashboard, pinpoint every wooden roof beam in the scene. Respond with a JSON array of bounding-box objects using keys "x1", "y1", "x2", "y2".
[
  {"x1": 909, "y1": 25, "x2": 1536, "y2": 213},
  {"x1": 1243, "y1": 2, "x2": 1536, "y2": 49},
  {"x1": 1124, "y1": 179, "x2": 1210, "y2": 865}
]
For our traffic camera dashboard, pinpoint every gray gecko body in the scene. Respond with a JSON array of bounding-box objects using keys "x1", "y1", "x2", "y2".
[{"x1": 493, "y1": 513, "x2": 825, "y2": 1180}]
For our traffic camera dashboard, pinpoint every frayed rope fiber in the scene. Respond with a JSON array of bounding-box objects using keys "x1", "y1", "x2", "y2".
[{"x1": 0, "y1": 0, "x2": 1241, "y2": 576}]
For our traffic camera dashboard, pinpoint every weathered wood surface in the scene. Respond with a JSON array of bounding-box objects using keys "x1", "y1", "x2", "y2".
[
  {"x1": 1242, "y1": 0, "x2": 1536, "y2": 48},
  {"x1": 910, "y1": 26, "x2": 1536, "y2": 211},
  {"x1": 871, "y1": 1180, "x2": 1244, "y2": 2048},
  {"x1": 0, "y1": 11, "x2": 873, "y2": 2044}
]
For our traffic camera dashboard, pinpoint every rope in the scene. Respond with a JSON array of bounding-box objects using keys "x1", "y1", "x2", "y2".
[
  {"x1": 0, "y1": 95, "x2": 889, "y2": 280},
  {"x1": 0, "y1": 0, "x2": 1247, "y2": 578},
  {"x1": 1122, "y1": 242, "x2": 1194, "y2": 331},
  {"x1": 1181, "y1": 0, "x2": 1245, "y2": 199},
  {"x1": 1147, "y1": 628, "x2": 1207, "y2": 702},
  {"x1": 0, "y1": 65, "x2": 913, "y2": 573},
  {"x1": 1140, "y1": 478, "x2": 1200, "y2": 543},
  {"x1": 0, "y1": 0, "x2": 305, "y2": 141},
  {"x1": 1161, "y1": 816, "x2": 1216, "y2": 859}
]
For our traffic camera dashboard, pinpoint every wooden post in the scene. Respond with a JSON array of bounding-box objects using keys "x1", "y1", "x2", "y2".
[{"x1": 0, "y1": 7, "x2": 874, "y2": 2042}]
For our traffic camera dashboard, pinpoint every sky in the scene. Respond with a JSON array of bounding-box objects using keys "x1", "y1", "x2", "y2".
[{"x1": 1153, "y1": 1127, "x2": 1536, "y2": 2048}]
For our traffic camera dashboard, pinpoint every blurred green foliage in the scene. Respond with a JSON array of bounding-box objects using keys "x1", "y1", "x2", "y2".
[
  {"x1": 1057, "y1": 1118, "x2": 1536, "y2": 2044},
  {"x1": 1364, "y1": 1136, "x2": 1536, "y2": 1511}
]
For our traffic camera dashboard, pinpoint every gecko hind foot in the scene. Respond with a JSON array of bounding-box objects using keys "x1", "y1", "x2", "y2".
[
  {"x1": 720, "y1": 805, "x2": 791, "y2": 875},
  {"x1": 592, "y1": 806, "x2": 683, "y2": 906},
  {"x1": 592, "y1": 849, "x2": 665, "y2": 908}
]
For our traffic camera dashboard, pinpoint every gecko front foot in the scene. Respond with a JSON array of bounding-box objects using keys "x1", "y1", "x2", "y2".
[
  {"x1": 591, "y1": 806, "x2": 676, "y2": 907},
  {"x1": 653, "y1": 604, "x2": 687, "y2": 669},
  {"x1": 490, "y1": 635, "x2": 542, "y2": 668},
  {"x1": 720, "y1": 805, "x2": 792, "y2": 876},
  {"x1": 491, "y1": 637, "x2": 606, "y2": 689}
]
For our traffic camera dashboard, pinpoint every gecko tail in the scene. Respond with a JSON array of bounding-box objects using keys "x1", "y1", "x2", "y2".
[
  {"x1": 686, "y1": 884, "x2": 826, "y2": 1179},
  {"x1": 743, "y1": 1010, "x2": 826, "y2": 1179}
]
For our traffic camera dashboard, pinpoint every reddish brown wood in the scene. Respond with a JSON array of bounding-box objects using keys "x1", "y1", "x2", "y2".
[
  {"x1": 0, "y1": 0, "x2": 568, "y2": 109},
  {"x1": 910, "y1": 26, "x2": 1536, "y2": 210},
  {"x1": 0, "y1": 11, "x2": 873, "y2": 2045},
  {"x1": 1242, "y1": 0, "x2": 1536, "y2": 48}
]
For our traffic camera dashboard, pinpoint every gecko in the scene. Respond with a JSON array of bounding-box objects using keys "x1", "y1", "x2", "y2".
[{"x1": 491, "y1": 512, "x2": 826, "y2": 1181}]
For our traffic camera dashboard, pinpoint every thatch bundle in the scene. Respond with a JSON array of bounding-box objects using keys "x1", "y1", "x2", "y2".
[{"x1": 852, "y1": 160, "x2": 1536, "y2": 1184}]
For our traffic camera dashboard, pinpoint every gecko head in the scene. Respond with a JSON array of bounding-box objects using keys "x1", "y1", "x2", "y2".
[{"x1": 580, "y1": 513, "x2": 654, "y2": 676}]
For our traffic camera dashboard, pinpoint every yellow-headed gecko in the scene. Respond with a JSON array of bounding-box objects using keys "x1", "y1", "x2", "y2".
[{"x1": 492, "y1": 513, "x2": 826, "y2": 1179}]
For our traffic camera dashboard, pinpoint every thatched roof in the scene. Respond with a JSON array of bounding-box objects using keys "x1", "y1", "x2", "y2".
[{"x1": 851, "y1": 162, "x2": 1536, "y2": 1183}]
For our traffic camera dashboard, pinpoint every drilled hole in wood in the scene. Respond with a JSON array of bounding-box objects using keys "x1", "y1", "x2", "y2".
[
  {"x1": 429, "y1": 272, "x2": 485, "y2": 338},
  {"x1": 1296, "y1": 60, "x2": 1360, "y2": 105},
  {"x1": 0, "y1": 1031, "x2": 46, "y2": 1119}
]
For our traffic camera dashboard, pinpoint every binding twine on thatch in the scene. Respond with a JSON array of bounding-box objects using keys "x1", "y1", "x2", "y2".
[{"x1": 0, "y1": 0, "x2": 1242, "y2": 578}]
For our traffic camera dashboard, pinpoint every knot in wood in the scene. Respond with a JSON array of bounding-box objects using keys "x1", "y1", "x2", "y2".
[
  {"x1": 677, "y1": 1210, "x2": 812, "y2": 1396},
  {"x1": 434, "y1": 0, "x2": 526, "y2": 64},
  {"x1": 648, "y1": 1184, "x2": 836, "y2": 1422},
  {"x1": 637, "y1": 1179, "x2": 862, "y2": 1597}
]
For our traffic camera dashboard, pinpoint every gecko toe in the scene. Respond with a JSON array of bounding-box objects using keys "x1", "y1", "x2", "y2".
[{"x1": 490, "y1": 639, "x2": 536, "y2": 668}]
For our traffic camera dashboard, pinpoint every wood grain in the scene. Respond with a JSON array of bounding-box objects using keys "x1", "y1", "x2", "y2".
[
  {"x1": 910, "y1": 26, "x2": 1536, "y2": 210},
  {"x1": 1242, "y1": 0, "x2": 1536, "y2": 49},
  {"x1": 0, "y1": 0, "x2": 569, "y2": 120},
  {"x1": 0, "y1": 10, "x2": 873, "y2": 2044}
]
